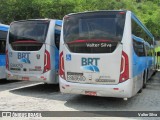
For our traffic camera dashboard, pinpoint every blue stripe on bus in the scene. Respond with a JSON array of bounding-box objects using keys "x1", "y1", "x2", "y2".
[
  {"x1": 132, "y1": 35, "x2": 144, "y2": 43},
  {"x1": 55, "y1": 47, "x2": 59, "y2": 70},
  {"x1": 0, "y1": 25, "x2": 9, "y2": 31},
  {"x1": 132, "y1": 51, "x2": 153, "y2": 77},
  {"x1": 54, "y1": 20, "x2": 61, "y2": 71},
  {"x1": 50, "y1": 46, "x2": 59, "y2": 74},
  {"x1": 55, "y1": 20, "x2": 62, "y2": 26},
  {"x1": 0, "y1": 55, "x2": 6, "y2": 66}
]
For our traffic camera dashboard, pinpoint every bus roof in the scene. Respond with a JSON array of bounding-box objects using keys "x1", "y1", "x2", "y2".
[
  {"x1": 65, "y1": 10, "x2": 127, "y2": 16},
  {"x1": 11, "y1": 19, "x2": 62, "y2": 24},
  {"x1": 0, "y1": 24, "x2": 9, "y2": 31}
]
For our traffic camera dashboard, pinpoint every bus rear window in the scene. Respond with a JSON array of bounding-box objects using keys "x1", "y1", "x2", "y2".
[
  {"x1": 9, "y1": 20, "x2": 49, "y2": 51},
  {"x1": 63, "y1": 11, "x2": 126, "y2": 53}
]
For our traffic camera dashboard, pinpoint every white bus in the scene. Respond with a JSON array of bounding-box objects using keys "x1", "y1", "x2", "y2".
[
  {"x1": 0, "y1": 24, "x2": 9, "y2": 79},
  {"x1": 59, "y1": 10, "x2": 155, "y2": 100},
  {"x1": 6, "y1": 19, "x2": 62, "y2": 83}
]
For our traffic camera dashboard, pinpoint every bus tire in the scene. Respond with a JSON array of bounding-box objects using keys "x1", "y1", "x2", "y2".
[
  {"x1": 44, "y1": 82, "x2": 48, "y2": 84},
  {"x1": 152, "y1": 71, "x2": 157, "y2": 76},
  {"x1": 138, "y1": 88, "x2": 142, "y2": 93},
  {"x1": 138, "y1": 72, "x2": 144, "y2": 93},
  {"x1": 143, "y1": 82, "x2": 146, "y2": 88},
  {"x1": 143, "y1": 71, "x2": 147, "y2": 89}
]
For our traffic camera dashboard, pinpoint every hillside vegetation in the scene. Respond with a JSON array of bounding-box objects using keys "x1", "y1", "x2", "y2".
[{"x1": 0, "y1": 0, "x2": 159, "y2": 39}]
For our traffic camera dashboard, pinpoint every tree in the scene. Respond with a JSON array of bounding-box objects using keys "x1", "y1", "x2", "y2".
[{"x1": 0, "y1": 0, "x2": 159, "y2": 39}]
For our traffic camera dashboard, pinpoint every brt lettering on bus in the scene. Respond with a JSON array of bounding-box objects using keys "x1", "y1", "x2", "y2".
[
  {"x1": 81, "y1": 58, "x2": 100, "y2": 66},
  {"x1": 18, "y1": 52, "x2": 30, "y2": 60}
]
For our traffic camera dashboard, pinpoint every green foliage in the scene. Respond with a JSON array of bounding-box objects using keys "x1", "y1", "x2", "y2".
[{"x1": 0, "y1": 0, "x2": 160, "y2": 39}]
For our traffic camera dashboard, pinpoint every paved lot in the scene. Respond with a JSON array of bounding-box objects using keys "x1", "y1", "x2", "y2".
[{"x1": 0, "y1": 72, "x2": 160, "y2": 120}]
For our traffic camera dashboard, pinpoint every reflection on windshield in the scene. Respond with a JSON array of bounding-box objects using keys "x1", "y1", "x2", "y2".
[
  {"x1": 9, "y1": 20, "x2": 49, "y2": 43},
  {"x1": 63, "y1": 11, "x2": 126, "y2": 53},
  {"x1": 63, "y1": 11, "x2": 126, "y2": 43}
]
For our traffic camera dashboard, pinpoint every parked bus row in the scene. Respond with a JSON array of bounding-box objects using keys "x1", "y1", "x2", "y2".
[{"x1": 0, "y1": 10, "x2": 158, "y2": 100}]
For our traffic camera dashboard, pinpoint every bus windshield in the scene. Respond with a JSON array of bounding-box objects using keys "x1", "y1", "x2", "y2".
[
  {"x1": 9, "y1": 20, "x2": 49, "y2": 44},
  {"x1": 63, "y1": 11, "x2": 126, "y2": 53}
]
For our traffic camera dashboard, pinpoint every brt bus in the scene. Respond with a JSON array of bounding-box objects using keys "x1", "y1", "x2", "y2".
[
  {"x1": 59, "y1": 10, "x2": 155, "y2": 100},
  {"x1": 0, "y1": 24, "x2": 9, "y2": 79},
  {"x1": 6, "y1": 19, "x2": 62, "y2": 83}
]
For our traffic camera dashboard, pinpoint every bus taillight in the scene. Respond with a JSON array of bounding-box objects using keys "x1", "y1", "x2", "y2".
[
  {"x1": 44, "y1": 50, "x2": 51, "y2": 73},
  {"x1": 6, "y1": 50, "x2": 9, "y2": 70},
  {"x1": 119, "y1": 51, "x2": 129, "y2": 83},
  {"x1": 59, "y1": 51, "x2": 66, "y2": 80}
]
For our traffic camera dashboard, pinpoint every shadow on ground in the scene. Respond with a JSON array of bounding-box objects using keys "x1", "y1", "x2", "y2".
[
  {"x1": 0, "y1": 79, "x2": 20, "y2": 85},
  {"x1": 10, "y1": 83, "x2": 59, "y2": 93}
]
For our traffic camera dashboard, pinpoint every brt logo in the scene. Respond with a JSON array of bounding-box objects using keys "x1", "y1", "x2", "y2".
[
  {"x1": 18, "y1": 52, "x2": 30, "y2": 59},
  {"x1": 81, "y1": 58, "x2": 100, "y2": 66},
  {"x1": 18, "y1": 52, "x2": 31, "y2": 64}
]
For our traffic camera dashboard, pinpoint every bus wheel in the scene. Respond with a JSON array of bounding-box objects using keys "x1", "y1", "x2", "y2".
[
  {"x1": 143, "y1": 82, "x2": 146, "y2": 88},
  {"x1": 143, "y1": 72, "x2": 147, "y2": 89},
  {"x1": 138, "y1": 88, "x2": 142, "y2": 93}
]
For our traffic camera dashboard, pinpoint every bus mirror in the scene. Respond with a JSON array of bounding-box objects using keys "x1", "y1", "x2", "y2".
[{"x1": 157, "y1": 52, "x2": 160, "y2": 56}]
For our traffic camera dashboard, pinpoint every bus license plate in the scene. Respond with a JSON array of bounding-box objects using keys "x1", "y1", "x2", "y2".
[
  {"x1": 85, "y1": 91, "x2": 97, "y2": 96},
  {"x1": 67, "y1": 72, "x2": 85, "y2": 81},
  {"x1": 22, "y1": 77, "x2": 29, "y2": 80}
]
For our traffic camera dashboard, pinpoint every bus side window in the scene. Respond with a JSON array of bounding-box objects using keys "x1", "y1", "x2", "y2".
[
  {"x1": 0, "y1": 30, "x2": 7, "y2": 54},
  {"x1": 132, "y1": 18, "x2": 153, "y2": 45},
  {"x1": 133, "y1": 40, "x2": 145, "y2": 57},
  {"x1": 147, "y1": 45, "x2": 152, "y2": 57},
  {"x1": 0, "y1": 40, "x2": 6, "y2": 54},
  {"x1": 55, "y1": 33, "x2": 60, "y2": 50}
]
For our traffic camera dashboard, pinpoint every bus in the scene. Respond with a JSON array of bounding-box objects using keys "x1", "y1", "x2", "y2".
[
  {"x1": 6, "y1": 19, "x2": 62, "y2": 84},
  {"x1": 155, "y1": 46, "x2": 160, "y2": 70},
  {"x1": 0, "y1": 24, "x2": 9, "y2": 79},
  {"x1": 59, "y1": 10, "x2": 155, "y2": 100}
]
